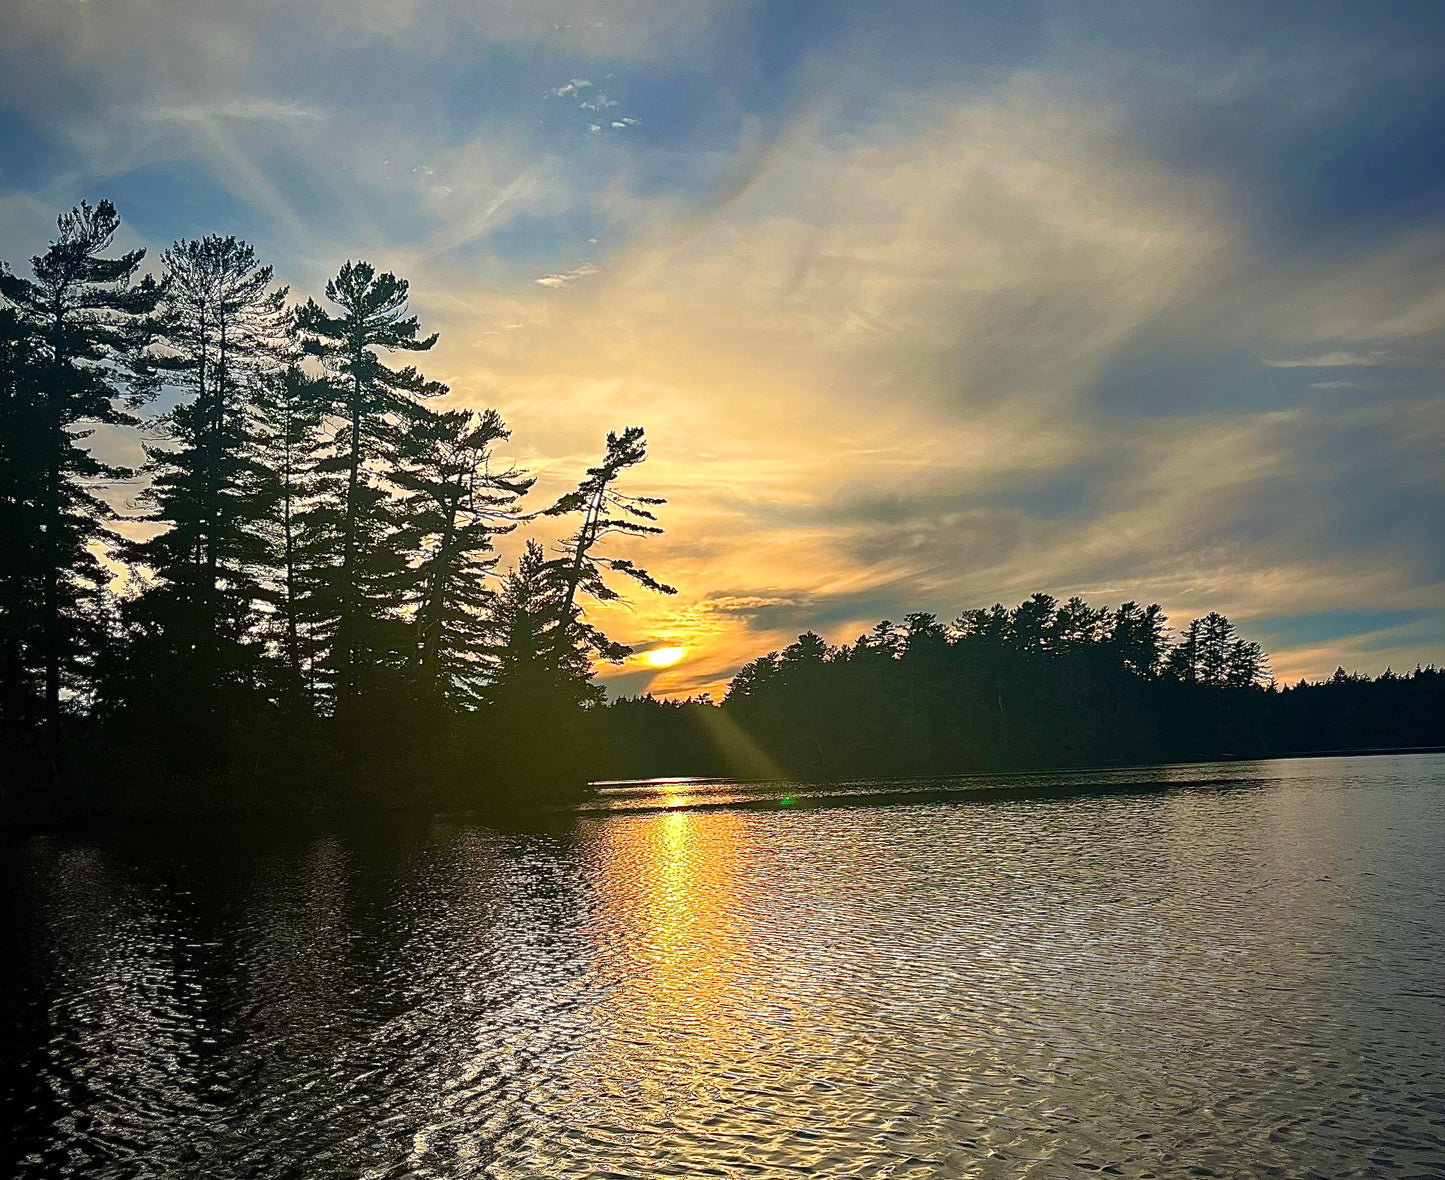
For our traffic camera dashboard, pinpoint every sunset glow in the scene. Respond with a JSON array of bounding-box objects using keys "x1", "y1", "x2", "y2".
[
  {"x1": 1, "y1": 2, "x2": 1440, "y2": 702},
  {"x1": 4, "y1": 7, "x2": 1442, "y2": 1175}
]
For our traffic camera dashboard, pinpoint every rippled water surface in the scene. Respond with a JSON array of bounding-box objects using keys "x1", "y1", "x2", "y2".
[{"x1": 5, "y1": 755, "x2": 1444, "y2": 1178}]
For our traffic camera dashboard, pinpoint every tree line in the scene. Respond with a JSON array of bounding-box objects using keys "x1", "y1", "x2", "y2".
[
  {"x1": 0, "y1": 200, "x2": 674, "y2": 821},
  {"x1": 3, "y1": 201, "x2": 1438, "y2": 824},
  {"x1": 589, "y1": 597, "x2": 1443, "y2": 780}
]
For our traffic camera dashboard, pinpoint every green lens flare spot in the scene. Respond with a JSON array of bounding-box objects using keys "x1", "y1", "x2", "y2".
[{"x1": 779, "y1": 796, "x2": 795, "y2": 806}]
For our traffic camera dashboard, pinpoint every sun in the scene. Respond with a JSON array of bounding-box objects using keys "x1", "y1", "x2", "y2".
[{"x1": 643, "y1": 646, "x2": 687, "y2": 668}]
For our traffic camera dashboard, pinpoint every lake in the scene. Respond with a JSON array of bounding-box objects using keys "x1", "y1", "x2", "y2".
[{"x1": 4, "y1": 755, "x2": 1443, "y2": 1178}]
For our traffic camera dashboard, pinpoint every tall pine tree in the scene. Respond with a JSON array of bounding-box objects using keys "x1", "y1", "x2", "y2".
[
  {"x1": 294, "y1": 261, "x2": 446, "y2": 716},
  {"x1": 393, "y1": 406, "x2": 532, "y2": 708},
  {"x1": 0, "y1": 200, "x2": 162, "y2": 728},
  {"x1": 128, "y1": 235, "x2": 291, "y2": 695}
]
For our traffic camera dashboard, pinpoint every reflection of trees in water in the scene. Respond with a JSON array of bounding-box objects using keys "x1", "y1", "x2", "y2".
[{"x1": 11, "y1": 840, "x2": 236, "y2": 1177}]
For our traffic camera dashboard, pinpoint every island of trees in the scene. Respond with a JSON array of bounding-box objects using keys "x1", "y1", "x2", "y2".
[
  {"x1": 2, "y1": 201, "x2": 1440, "y2": 827},
  {"x1": 1, "y1": 200, "x2": 675, "y2": 823}
]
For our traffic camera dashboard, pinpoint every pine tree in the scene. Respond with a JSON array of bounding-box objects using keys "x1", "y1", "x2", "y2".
[
  {"x1": 252, "y1": 364, "x2": 326, "y2": 706},
  {"x1": 1198, "y1": 611, "x2": 1236, "y2": 687},
  {"x1": 1009, "y1": 593, "x2": 1058, "y2": 654},
  {"x1": 484, "y1": 539, "x2": 598, "y2": 713},
  {"x1": 392, "y1": 406, "x2": 532, "y2": 707},
  {"x1": 1166, "y1": 617, "x2": 1204, "y2": 683},
  {"x1": 294, "y1": 261, "x2": 446, "y2": 715},
  {"x1": 542, "y1": 425, "x2": 677, "y2": 661},
  {"x1": 953, "y1": 604, "x2": 1010, "y2": 646},
  {"x1": 1225, "y1": 636, "x2": 1268, "y2": 688},
  {"x1": 473, "y1": 537, "x2": 606, "y2": 797},
  {"x1": 0, "y1": 200, "x2": 163, "y2": 727},
  {"x1": 1052, "y1": 596, "x2": 1109, "y2": 654},
  {"x1": 128, "y1": 235, "x2": 290, "y2": 693},
  {"x1": 0, "y1": 301, "x2": 47, "y2": 723},
  {"x1": 1109, "y1": 601, "x2": 1169, "y2": 678}
]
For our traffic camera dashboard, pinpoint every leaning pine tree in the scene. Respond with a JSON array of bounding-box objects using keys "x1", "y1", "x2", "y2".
[
  {"x1": 542, "y1": 425, "x2": 677, "y2": 653},
  {"x1": 477, "y1": 427, "x2": 677, "y2": 797}
]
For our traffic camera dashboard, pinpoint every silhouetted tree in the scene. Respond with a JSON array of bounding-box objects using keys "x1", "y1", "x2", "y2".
[
  {"x1": 704, "y1": 595, "x2": 1295, "y2": 777},
  {"x1": 1163, "y1": 612, "x2": 1265, "y2": 689},
  {"x1": 294, "y1": 261, "x2": 446, "y2": 716},
  {"x1": 394, "y1": 407, "x2": 532, "y2": 706},
  {"x1": 1010, "y1": 592, "x2": 1057, "y2": 654},
  {"x1": 253, "y1": 363, "x2": 326, "y2": 706},
  {"x1": 0, "y1": 302, "x2": 46, "y2": 725},
  {"x1": 0, "y1": 200, "x2": 162, "y2": 728},
  {"x1": 484, "y1": 539, "x2": 597, "y2": 714},
  {"x1": 543, "y1": 426, "x2": 677, "y2": 654},
  {"x1": 1053, "y1": 596, "x2": 1108, "y2": 653},
  {"x1": 1109, "y1": 601, "x2": 1168, "y2": 678},
  {"x1": 469, "y1": 538, "x2": 606, "y2": 796},
  {"x1": 126, "y1": 235, "x2": 291, "y2": 699},
  {"x1": 1166, "y1": 617, "x2": 1203, "y2": 683},
  {"x1": 1198, "y1": 611, "x2": 1235, "y2": 687},
  {"x1": 1225, "y1": 637, "x2": 1268, "y2": 688}
]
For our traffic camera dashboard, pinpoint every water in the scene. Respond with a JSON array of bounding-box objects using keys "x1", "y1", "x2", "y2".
[{"x1": 4, "y1": 755, "x2": 1444, "y2": 1178}]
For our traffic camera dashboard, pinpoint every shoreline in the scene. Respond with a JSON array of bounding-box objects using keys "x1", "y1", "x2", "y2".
[{"x1": 7, "y1": 748, "x2": 1441, "y2": 839}]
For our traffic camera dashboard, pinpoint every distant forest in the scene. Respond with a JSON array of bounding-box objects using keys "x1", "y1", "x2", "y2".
[
  {"x1": 2, "y1": 201, "x2": 1440, "y2": 827},
  {"x1": 592, "y1": 604, "x2": 1443, "y2": 782}
]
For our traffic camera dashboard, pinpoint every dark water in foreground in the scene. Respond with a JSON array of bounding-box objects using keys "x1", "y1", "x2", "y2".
[{"x1": 4, "y1": 756, "x2": 1444, "y2": 1178}]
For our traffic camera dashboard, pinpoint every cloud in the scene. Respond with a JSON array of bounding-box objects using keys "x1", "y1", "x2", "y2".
[
  {"x1": 146, "y1": 99, "x2": 328, "y2": 126},
  {"x1": 441, "y1": 84, "x2": 1441, "y2": 694},
  {"x1": 1261, "y1": 349, "x2": 1393, "y2": 368},
  {"x1": 548, "y1": 79, "x2": 593, "y2": 99},
  {"x1": 3, "y1": 2, "x2": 1440, "y2": 696},
  {"x1": 533, "y1": 263, "x2": 600, "y2": 288}
]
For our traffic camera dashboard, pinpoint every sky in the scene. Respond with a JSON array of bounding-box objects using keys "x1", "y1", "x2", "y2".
[{"x1": 2, "y1": 0, "x2": 1443, "y2": 698}]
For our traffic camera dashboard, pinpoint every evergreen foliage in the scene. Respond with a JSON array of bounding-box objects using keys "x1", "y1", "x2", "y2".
[
  {"x1": 125, "y1": 235, "x2": 292, "y2": 705},
  {"x1": 394, "y1": 406, "x2": 532, "y2": 707},
  {"x1": 294, "y1": 261, "x2": 448, "y2": 716},
  {"x1": 543, "y1": 425, "x2": 678, "y2": 661},
  {"x1": 252, "y1": 363, "x2": 327, "y2": 707},
  {"x1": 592, "y1": 602, "x2": 1439, "y2": 782},
  {"x1": 0, "y1": 198, "x2": 1436, "y2": 824},
  {"x1": 0, "y1": 200, "x2": 678, "y2": 819},
  {"x1": 0, "y1": 200, "x2": 162, "y2": 728}
]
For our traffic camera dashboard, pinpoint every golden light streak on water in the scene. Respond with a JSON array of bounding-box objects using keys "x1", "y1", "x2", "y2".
[{"x1": 583, "y1": 799, "x2": 761, "y2": 1097}]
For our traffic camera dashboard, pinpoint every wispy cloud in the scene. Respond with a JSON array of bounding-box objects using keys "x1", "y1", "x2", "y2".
[
  {"x1": 2, "y1": 0, "x2": 1441, "y2": 693},
  {"x1": 1262, "y1": 349, "x2": 1396, "y2": 368},
  {"x1": 534, "y1": 263, "x2": 600, "y2": 288},
  {"x1": 146, "y1": 99, "x2": 329, "y2": 126}
]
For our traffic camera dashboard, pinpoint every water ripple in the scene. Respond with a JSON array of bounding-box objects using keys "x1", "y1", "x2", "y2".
[{"x1": 4, "y1": 755, "x2": 1444, "y2": 1177}]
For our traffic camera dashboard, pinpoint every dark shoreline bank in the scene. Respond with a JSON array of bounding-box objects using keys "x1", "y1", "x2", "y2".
[{"x1": 7, "y1": 747, "x2": 1442, "y2": 839}]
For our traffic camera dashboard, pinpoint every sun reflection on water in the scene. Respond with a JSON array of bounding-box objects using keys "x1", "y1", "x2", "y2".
[{"x1": 584, "y1": 801, "x2": 755, "y2": 1099}]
